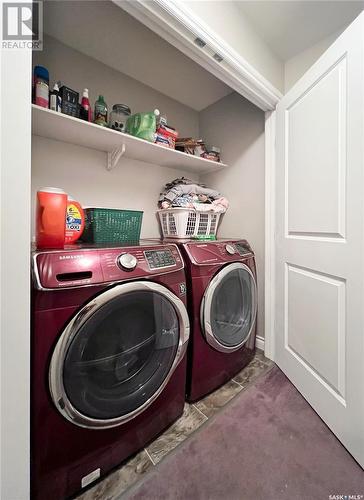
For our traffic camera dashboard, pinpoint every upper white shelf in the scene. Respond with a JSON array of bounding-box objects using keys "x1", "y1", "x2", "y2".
[{"x1": 31, "y1": 105, "x2": 228, "y2": 174}]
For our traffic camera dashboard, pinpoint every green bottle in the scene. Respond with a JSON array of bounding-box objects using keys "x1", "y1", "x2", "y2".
[
  {"x1": 126, "y1": 109, "x2": 160, "y2": 142},
  {"x1": 94, "y1": 95, "x2": 108, "y2": 127}
]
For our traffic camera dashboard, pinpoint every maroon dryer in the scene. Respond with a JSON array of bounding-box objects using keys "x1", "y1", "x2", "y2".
[
  {"x1": 167, "y1": 239, "x2": 258, "y2": 402},
  {"x1": 31, "y1": 242, "x2": 190, "y2": 500}
]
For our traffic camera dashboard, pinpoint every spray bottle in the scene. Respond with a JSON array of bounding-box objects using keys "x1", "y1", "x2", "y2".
[
  {"x1": 49, "y1": 82, "x2": 62, "y2": 113},
  {"x1": 80, "y1": 88, "x2": 91, "y2": 122}
]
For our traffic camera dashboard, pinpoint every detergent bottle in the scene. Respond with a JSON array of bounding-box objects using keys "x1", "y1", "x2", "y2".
[
  {"x1": 65, "y1": 197, "x2": 85, "y2": 244},
  {"x1": 36, "y1": 187, "x2": 67, "y2": 249},
  {"x1": 126, "y1": 109, "x2": 160, "y2": 142}
]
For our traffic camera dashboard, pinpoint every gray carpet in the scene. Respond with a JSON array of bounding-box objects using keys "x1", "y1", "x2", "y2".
[{"x1": 123, "y1": 366, "x2": 364, "y2": 500}]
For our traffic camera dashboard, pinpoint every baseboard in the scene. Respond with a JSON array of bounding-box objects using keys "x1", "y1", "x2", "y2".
[{"x1": 256, "y1": 335, "x2": 265, "y2": 351}]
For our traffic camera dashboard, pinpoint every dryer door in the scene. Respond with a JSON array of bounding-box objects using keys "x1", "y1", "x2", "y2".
[
  {"x1": 49, "y1": 281, "x2": 189, "y2": 429},
  {"x1": 201, "y1": 262, "x2": 257, "y2": 353}
]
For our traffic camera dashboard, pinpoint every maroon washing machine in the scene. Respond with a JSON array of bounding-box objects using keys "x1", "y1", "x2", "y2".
[
  {"x1": 167, "y1": 239, "x2": 257, "y2": 402},
  {"x1": 31, "y1": 242, "x2": 189, "y2": 500}
]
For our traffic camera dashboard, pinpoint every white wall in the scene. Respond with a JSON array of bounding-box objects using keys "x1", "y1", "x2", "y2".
[
  {"x1": 34, "y1": 36, "x2": 199, "y2": 138},
  {"x1": 32, "y1": 137, "x2": 198, "y2": 238},
  {"x1": 284, "y1": 29, "x2": 344, "y2": 91},
  {"x1": 32, "y1": 37, "x2": 200, "y2": 238},
  {"x1": 200, "y1": 93, "x2": 266, "y2": 339},
  {"x1": 185, "y1": 0, "x2": 284, "y2": 92}
]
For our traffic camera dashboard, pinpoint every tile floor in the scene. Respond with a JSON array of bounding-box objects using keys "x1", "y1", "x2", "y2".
[{"x1": 77, "y1": 350, "x2": 274, "y2": 500}]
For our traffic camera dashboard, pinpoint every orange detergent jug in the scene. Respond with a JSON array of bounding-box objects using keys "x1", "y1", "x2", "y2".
[
  {"x1": 65, "y1": 197, "x2": 85, "y2": 244},
  {"x1": 36, "y1": 187, "x2": 67, "y2": 249}
]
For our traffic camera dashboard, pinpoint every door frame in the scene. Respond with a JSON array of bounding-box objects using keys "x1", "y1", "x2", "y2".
[
  {"x1": 118, "y1": 0, "x2": 280, "y2": 360},
  {"x1": 264, "y1": 110, "x2": 277, "y2": 360},
  {"x1": 1, "y1": 42, "x2": 32, "y2": 500}
]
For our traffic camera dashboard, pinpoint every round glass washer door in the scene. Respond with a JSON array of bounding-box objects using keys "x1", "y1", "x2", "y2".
[
  {"x1": 201, "y1": 262, "x2": 257, "y2": 353},
  {"x1": 49, "y1": 281, "x2": 190, "y2": 429}
]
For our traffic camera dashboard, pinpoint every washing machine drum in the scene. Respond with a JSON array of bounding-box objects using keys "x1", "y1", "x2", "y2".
[
  {"x1": 49, "y1": 281, "x2": 189, "y2": 429},
  {"x1": 201, "y1": 262, "x2": 257, "y2": 353}
]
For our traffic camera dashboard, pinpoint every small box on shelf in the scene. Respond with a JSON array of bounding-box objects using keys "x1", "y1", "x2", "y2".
[{"x1": 59, "y1": 86, "x2": 79, "y2": 117}]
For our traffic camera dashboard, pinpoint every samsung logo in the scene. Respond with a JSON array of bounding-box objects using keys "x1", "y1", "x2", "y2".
[{"x1": 59, "y1": 255, "x2": 85, "y2": 260}]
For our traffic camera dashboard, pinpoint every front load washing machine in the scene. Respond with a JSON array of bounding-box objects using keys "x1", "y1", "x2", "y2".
[
  {"x1": 174, "y1": 239, "x2": 257, "y2": 402},
  {"x1": 31, "y1": 242, "x2": 189, "y2": 500}
]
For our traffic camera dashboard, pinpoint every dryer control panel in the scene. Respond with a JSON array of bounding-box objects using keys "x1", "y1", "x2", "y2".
[
  {"x1": 33, "y1": 243, "x2": 183, "y2": 289},
  {"x1": 184, "y1": 240, "x2": 253, "y2": 265},
  {"x1": 234, "y1": 242, "x2": 252, "y2": 256}
]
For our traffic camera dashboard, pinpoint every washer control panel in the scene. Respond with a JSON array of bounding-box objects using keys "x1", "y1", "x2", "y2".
[
  {"x1": 117, "y1": 253, "x2": 138, "y2": 271},
  {"x1": 144, "y1": 249, "x2": 176, "y2": 270},
  {"x1": 33, "y1": 244, "x2": 183, "y2": 289}
]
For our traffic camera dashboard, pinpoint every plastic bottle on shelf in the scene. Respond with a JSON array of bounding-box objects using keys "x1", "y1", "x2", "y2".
[
  {"x1": 94, "y1": 95, "x2": 108, "y2": 126},
  {"x1": 126, "y1": 109, "x2": 160, "y2": 142},
  {"x1": 36, "y1": 187, "x2": 67, "y2": 249},
  {"x1": 65, "y1": 197, "x2": 85, "y2": 244},
  {"x1": 80, "y1": 88, "x2": 91, "y2": 122},
  {"x1": 33, "y1": 66, "x2": 49, "y2": 108},
  {"x1": 49, "y1": 82, "x2": 62, "y2": 113}
]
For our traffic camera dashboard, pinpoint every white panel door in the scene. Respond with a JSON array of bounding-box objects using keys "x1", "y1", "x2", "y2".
[{"x1": 275, "y1": 13, "x2": 364, "y2": 467}]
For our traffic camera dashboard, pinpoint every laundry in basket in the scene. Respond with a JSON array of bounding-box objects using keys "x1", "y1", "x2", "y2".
[{"x1": 157, "y1": 177, "x2": 229, "y2": 238}]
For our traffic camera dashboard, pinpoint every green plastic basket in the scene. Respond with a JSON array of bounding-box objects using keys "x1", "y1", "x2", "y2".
[{"x1": 81, "y1": 208, "x2": 143, "y2": 244}]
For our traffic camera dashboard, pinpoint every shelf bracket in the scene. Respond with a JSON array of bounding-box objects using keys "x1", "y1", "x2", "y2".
[{"x1": 106, "y1": 143, "x2": 126, "y2": 171}]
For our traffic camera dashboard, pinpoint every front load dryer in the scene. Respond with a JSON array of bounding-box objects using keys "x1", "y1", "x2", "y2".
[
  {"x1": 177, "y1": 239, "x2": 257, "y2": 402},
  {"x1": 31, "y1": 242, "x2": 189, "y2": 500}
]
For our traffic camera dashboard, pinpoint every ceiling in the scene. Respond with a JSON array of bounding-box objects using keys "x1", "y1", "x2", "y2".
[
  {"x1": 43, "y1": 1, "x2": 232, "y2": 112},
  {"x1": 238, "y1": 1, "x2": 364, "y2": 61},
  {"x1": 43, "y1": 0, "x2": 364, "y2": 105}
]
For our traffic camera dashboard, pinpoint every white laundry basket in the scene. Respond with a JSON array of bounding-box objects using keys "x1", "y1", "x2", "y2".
[{"x1": 158, "y1": 208, "x2": 221, "y2": 239}]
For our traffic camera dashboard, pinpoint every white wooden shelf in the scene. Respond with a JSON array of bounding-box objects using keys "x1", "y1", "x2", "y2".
[{"x1": 31, "y1": 105, "x2": 228, "y2": 174}]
